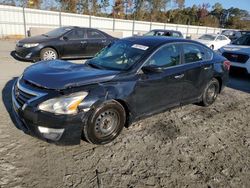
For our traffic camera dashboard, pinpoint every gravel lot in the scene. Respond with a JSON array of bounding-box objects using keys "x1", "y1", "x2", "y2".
[{"x1": 0, "y1": 40, "x2": 250, "y2": 188}]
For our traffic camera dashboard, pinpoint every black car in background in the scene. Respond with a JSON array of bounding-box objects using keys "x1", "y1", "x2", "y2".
[
  {"x1": 221, "y1": 30, "x2": 250, "y2": 41},
  {"x1": 15, "y1": 26, "x2": 117, "y2": 61},
  {"x1": 12, "y1": 37, "x2": 230, "y2": 145},
  {"x1": 144, "y1": 29, "x2": 184, "y2": 38}
]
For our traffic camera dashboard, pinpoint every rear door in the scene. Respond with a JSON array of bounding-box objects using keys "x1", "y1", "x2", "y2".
[
  {"x1": 180, "y1": 43, "x2": 214, "y2": 103},
  {"x1": 85, "y1": 29, "x2": 109, "y2": 56},
  {"x1": 133, "y1": 43, "x2": 185, "y2": 116}
]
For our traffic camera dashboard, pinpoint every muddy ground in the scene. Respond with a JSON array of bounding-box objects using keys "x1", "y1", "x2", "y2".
[{"x1": 0, "y1": 40, "x2": 249, "y2": 188}]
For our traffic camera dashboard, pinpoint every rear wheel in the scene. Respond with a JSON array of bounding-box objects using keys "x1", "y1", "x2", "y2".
[
  {"x1": 40, "y1": 48, "x2": 58, "y2": 60},
  {"x1": 83, "y1": 101, "x2": 126, "y2": 145},
  {"x1": 200, "y1": 78, "x2": 220, "y2": 106}
]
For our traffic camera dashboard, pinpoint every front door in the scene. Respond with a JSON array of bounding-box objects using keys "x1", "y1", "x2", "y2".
[
  {"x1": 133, "y1": 43, "x2": 184, "y2": 117},
  {"x1": 62, "y1": 28, "x2": 87, "y2": 57}
]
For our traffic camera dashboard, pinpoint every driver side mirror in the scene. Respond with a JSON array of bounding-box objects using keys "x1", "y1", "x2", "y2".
[
  {"x1": 62, "y1": 36, "x2": 68, "y2": 41},
  {"x1": 141, "y1": 65, "x2": 164, "y2": 74}
]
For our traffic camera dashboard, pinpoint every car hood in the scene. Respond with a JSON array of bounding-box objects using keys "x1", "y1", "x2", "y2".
[
  {"x1": 22, "y1": 60, "x2": 119, "y2": 90},
  {"x1": 19, "y1": 35, "x2": 57, "y2": 43},
  {"x1": 220, "y1": 44, "x2": 250, "y2": 54}
]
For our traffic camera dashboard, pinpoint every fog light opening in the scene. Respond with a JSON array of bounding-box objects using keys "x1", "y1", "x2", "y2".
[
  {"x1": 38, "y1": 126, "x2": 64, "y2": 141},
  {"x1": 25, "y1": 52, "x2": 32, "y2": 59}
]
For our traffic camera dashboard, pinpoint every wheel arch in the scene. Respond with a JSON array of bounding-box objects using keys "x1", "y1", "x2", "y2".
[
  {"x1": 213, "y1": 76, "x2": 222, "y2": 93},
  {"x1": 40, "y1": 46, "x2": 60, "y2": 59},
  {"x1": 114, "y1": 99, "x2": 132, "y2": 128}
]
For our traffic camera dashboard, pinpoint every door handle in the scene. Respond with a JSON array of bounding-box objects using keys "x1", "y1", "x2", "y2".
[
  {"x1": 174, "y1": 74, "x2": 184, "y2": 79},
  {"x1": 203, "y1": 65, "x2": 212, "y2": 70},
  {"x1": 101, "y1": 40, "x2": 107, "y2": 43},
  {"x1": 81, "y1": 41, "x2": 87, "y2": 44}
]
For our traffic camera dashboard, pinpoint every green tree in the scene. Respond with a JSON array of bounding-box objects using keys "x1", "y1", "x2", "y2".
[
  {"x1": 100, "y1": 0, "x2": 109, "y2": 13},
  {"x1": 89, "y1": 0, "x2": 101, "y2": 15},
  {"x1": 113, "y1": 0, "x2": 125, "y2": 18}
]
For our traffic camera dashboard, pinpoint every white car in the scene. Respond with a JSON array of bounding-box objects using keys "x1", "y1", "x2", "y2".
[
  {"x1": 196, "y1": 34, "x2": 231, "y2": 50},
  {"x1": 219, "y1": 34, "x2": 250, "y2": 74}
]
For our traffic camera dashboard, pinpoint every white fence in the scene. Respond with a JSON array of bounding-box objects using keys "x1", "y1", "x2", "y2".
[{"x1": 0, "y1": 5, "x2": 222, "y2": 38}]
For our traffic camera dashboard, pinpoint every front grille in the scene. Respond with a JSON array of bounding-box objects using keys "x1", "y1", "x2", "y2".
[
  {"x1": 14, "y1": 82, "x2": 37, "y2": 107},
  {"x1": 222, "y1": 52, "x2": 249, "y2": 63}
]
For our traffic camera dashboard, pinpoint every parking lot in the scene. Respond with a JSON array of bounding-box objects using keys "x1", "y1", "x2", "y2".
[{"x1": 0, "y1": 40, "x2": 249, "y2": 188}]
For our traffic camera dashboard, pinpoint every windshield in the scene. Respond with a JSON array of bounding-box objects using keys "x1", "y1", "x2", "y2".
[
  {"x1": 232, "y1": 35, "x2": 250, "y2": 46},
  {"x1": 86, "y1": 40, "x2": 150, "y2": 71},
  {"x1": 222, "y1": 30, "x2": 234, "y2": 36},
  {"x1": 199, "y1": 34, "x2": 216, "y2": 41},
  {"x1": 44, "y1": 27, "x2": 72, "y2": 37}
]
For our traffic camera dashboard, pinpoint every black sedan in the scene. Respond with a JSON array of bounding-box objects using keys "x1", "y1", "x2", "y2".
[
  {"x1": 15, "y1": 26, "x2": 117, "y2": 61},
  {"x1": 12, "y1": 37, "x2": 230, "y2": 145}
]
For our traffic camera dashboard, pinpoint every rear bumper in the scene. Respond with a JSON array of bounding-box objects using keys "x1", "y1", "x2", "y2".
[{"x1": 11, "y1": 82, "x2": 87, "y2": 145}]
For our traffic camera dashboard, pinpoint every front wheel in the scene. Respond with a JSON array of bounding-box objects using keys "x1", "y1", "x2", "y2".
[
  {"x1": 83, "y1": 101, "x2": 126, "y2": 145},
  {"x1": 40, "y1": 48, "x2": 58, "y2": 60},
  {"x1": 200, "y1": 78, "x2": 220, "y2": 106}
]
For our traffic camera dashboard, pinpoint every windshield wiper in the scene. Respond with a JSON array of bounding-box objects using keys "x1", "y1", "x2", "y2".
[{"x1": 42, "y1": 34, "x2": 49, "y2": 37}]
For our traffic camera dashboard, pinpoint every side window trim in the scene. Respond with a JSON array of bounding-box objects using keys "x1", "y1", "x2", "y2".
[
  {"x1": 137, "y1": 42, "x2": 213, "y2": 74},
  {"x1": 87, "y1": 29, "x2": 105, "y2": 39}
]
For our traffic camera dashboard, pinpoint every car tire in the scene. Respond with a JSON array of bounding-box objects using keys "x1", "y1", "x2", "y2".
[
  {"x1": 210, "y1": 45, "x2": 214, "y2": 50},
  {"x1": 83, "y1": 101, "x2": 126, "y2": 145},
  {"x1": 40, "y1": 48, "x2": 58, "y2": 60},
  {"x1": 200, "y1": 78, "x2": 220, "y2": 107}
]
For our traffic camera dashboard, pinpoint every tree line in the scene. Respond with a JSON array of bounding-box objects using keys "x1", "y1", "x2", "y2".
[{"x1": 1, "y1": 0, "x2": 250, "y2": 29}]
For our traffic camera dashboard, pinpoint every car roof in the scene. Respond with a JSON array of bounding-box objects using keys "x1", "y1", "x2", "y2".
[
  {"x1": 62, "y1": 26, "x2": 98, "y2": 30},
  {"x1": 151, "y1": 29, "x2": 182, "y2": 33},
  {"x1": 202, "y1": 33, "x2": 218, "y2": 36},
  {"x1": 121, "y1": 36, "x2": 201, "y2": 48}
]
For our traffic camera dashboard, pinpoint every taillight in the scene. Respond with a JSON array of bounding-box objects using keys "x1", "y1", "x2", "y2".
[{"x1": 223, "y1": 61, "x2": 231, "y2": 71}]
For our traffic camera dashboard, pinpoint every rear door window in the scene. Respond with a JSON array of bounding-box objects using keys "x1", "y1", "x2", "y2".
[
  {"x1": 183, "y1": 44, "x2": 213, "y2": 63},
  {"x1": 87, "y1": 29, "x2": 105, "y2": 39},
  {"x1": 65, "y1": 29, "x2": 85, "y2": 40},
  {"x1": 172, "y1": 32, "x2": 181, "y2": 38}
]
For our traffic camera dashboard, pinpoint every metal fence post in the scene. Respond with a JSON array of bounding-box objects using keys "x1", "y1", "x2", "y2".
[
  {"x1": 132, "y1": 19, "x2": 135, "y2": 36},
  {"x1": 59, "y1": 10, "x2": 62, "y2": 27},
  {"x1": 22, "y1": 6, "x2": 27, "y2": 37},
  {"x1": 186, "y1": 25, "x2": 189, "y2": 36},
  {"x1": 89, "y1": 15, "x2": 92, "y2": 28},
  {"x1": 113, "y1": 17, "x2": 115, "y2": 32}
]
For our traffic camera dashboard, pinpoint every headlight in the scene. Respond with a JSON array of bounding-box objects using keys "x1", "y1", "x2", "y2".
[
  {"x1": 23, "y1": 43, "x2": 39, "y2": 48},
  {"x1": 38, "y1": 92, "x2": 88, "y2": 114}
]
